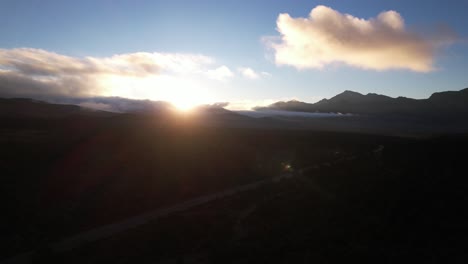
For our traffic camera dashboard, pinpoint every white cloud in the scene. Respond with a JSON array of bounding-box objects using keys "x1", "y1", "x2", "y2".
[
  {"x1": 206, "y1": 65, "x2": 234, "y2": 81},
  {"x1": 268, "y1": 5, "x2": 456, "y2": 72},
  {"x1": 238, "y1": 67, "x2": 272, "y2": 79},
  {"x1": 238, "y1": 67, "x2": 260, "y2": 79}
]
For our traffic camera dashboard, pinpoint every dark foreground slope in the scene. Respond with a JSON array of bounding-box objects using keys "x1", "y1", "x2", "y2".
[
  {"x1": 34, "y1": 134, "x2": 468, "y2": 264},
  {"x1": 1, "y1": 98, "x2": 468, "y2": 263},
  {"x1": 50, "y1": 134, "x2": 468, "y2": 264},
  {"x1": 0, "y1": 98, "x2": 115, "y2": 119},
  {"x1": 0, "y1": 100, "x2": 274, "y2": 259}
]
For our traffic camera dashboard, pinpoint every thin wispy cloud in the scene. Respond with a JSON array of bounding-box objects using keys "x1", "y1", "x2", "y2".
[
  {"x1": 225, "y1": 97, "x2": 300, "y2": 111},
  {"x1": 238, "y1": 67, "x2": 271, "y2": 80},
  {"x1": 0, "y1": 48, "x2": 169, "y2": 77},
  {"x1": 267, "y1": 5, "x2": 456, "y2": 72},
  {"x1": 260, "y1": 71, "x2": 272, "y2": 77}
]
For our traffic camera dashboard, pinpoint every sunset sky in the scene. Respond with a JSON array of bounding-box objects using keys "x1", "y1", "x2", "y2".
[{"x1": 1, "y1": 0, "x2": 467, "y2": 110}]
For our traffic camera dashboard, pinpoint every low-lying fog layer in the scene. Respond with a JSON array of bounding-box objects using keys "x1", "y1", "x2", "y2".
[{"x1": 236, "y1": 110, "x2": 352, "y2": 118}]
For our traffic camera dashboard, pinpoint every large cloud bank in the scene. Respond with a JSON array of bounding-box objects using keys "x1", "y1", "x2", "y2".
[
  {"x1": 269, "y1": 5, "x2": 455, "y2": 72},
  {"x1": 0, "y1": 48, "x2": 232, "y2": 100}
]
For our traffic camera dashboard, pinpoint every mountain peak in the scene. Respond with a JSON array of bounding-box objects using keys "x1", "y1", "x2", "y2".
[
  {"x1": 342, "y1": 90, "x2": 363, "y2": 96},
  {"x1": 329, "y1": 90, "x2": 364, "y2": 102}
]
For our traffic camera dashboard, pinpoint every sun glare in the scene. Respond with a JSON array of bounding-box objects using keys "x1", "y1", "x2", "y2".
[
  {"x1": 170, "y1": 98, "x2": 201, "y2": 111},
  {"x1": 100, "y1": 75, "x2": 214, "y2": 112}
]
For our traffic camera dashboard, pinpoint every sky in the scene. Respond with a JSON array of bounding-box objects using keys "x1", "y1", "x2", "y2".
[{"x1": 0, "y1": 0, "x2": 467, "y2": 110}]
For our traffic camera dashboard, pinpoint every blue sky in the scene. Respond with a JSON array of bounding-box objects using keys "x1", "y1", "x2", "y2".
[{"x1": 1, "y1": 0, "x2": 467, "y2": 109}]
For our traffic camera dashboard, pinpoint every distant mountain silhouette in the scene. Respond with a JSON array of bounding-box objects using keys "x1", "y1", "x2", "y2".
[
  {"x1": 256, "y1": 88, "x2": 468, "y2": 117},
  {"x1": 2, "y1": 88, "x2": 468, "y2": 135},
  {"x1": 0, "y1": 98, "x2": 115, "y2": 119},
  {"x1": 0, "y1": 97, "x2": 255, "y2": 127}
]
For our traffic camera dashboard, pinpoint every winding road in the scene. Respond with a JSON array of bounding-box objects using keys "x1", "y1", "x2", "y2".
[{"x1": 2, "y1": 174, "x2": 293, "y2": 264}]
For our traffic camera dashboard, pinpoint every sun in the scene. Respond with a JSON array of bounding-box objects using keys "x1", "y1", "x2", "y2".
[
  {"x1": 170, "y1": 97, "x2": 202, "y2": 111},
  {"x1": 100, "y1": 75, "x2": 215, "y2": 111},
  {"x1": 159, "y1": 78, "x2": 214, "y2": 111}
]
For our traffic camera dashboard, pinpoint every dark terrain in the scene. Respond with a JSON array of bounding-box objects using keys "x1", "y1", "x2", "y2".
[{"x1": 1, "y1": 97, "x2": 468, "y2": 263}]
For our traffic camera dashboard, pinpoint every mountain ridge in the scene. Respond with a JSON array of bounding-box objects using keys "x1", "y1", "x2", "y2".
[{"x1": 255, "y1": 88, "x2": 468, "y2": 116}]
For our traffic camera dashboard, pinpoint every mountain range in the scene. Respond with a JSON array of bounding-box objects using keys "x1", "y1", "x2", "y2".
[
  {"x1": 255, "y1": 88, "x2": 468, "y2": 117},
  {"x1": 1, "y1": 87, "x2": 468, "y2": 135}
]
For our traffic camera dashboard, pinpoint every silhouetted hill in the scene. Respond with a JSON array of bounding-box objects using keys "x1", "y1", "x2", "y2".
[
  {"x1": 428, "y1": 88, "x2": 468, "y2": 113},
  {"x1": 0, "y1": 98, "x2": 115, "y2": 119},
  {"x1": 192, "y1": 105, "x2": 266, "y2": 127},
  {"x1": 258, "y1": 99, "x2": 312, "y2": 112},
  {"x1": 256, "y1": 88, "x2": 468, "y2": 117},
  {"x1": 2, "y1": 95, "x2": 468, "y2": 135}
]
